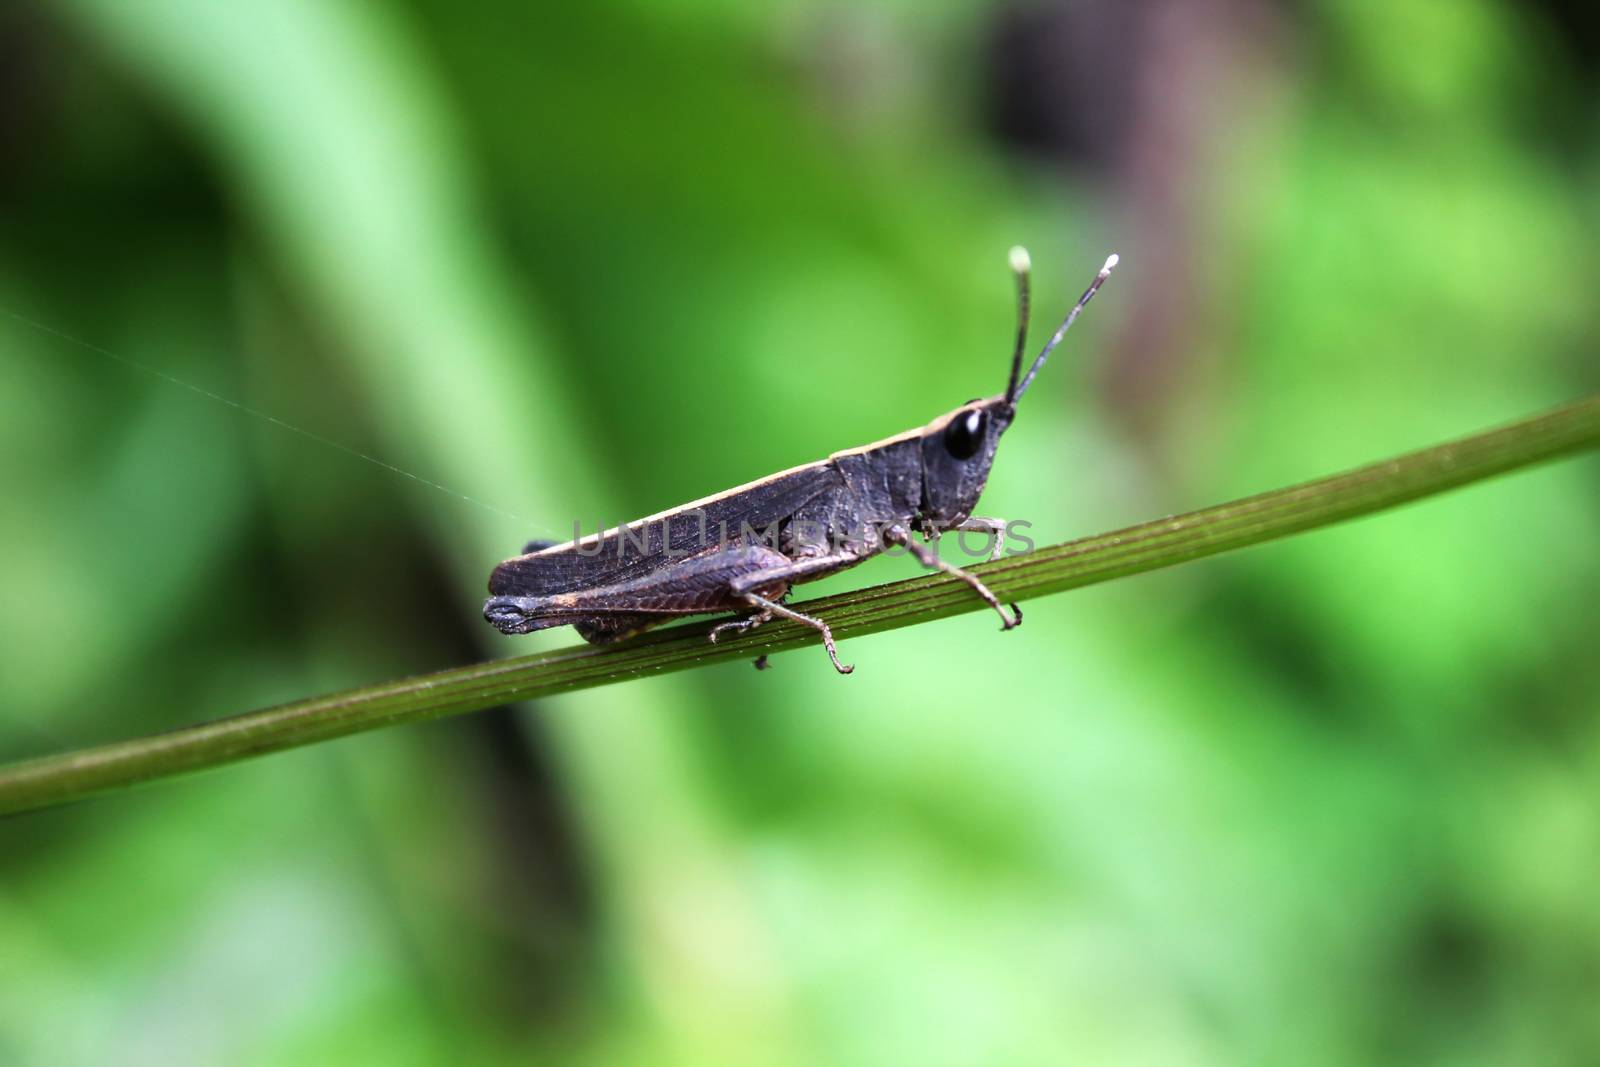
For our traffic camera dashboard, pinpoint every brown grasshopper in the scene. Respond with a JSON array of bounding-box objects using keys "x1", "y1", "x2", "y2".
[{"x1": 484, "y1": 248, "x2": 1118, "y2": 672}]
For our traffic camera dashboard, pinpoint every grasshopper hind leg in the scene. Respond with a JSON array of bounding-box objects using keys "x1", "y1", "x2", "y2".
[
  {"x1": 718, "y1": 549, "x2": 871, "y2": 674},
  {"x1": 738, "y1": 592, "x2": 853, "y2": 674}
]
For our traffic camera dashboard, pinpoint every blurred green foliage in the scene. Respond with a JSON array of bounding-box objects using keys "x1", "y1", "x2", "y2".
[{"x1": 2, "y1": 1, "x2": 1598, "y2": 1064}]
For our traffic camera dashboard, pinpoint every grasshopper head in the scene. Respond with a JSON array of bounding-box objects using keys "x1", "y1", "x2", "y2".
[
  {"x1": 917, "y1": 396, "x2": 1014, "y2": 530},
  {"x1": 917, "y1": 248, "x2": 1118, "y2": 532}
]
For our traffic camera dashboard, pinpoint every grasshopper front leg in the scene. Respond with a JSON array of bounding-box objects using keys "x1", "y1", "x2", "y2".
[
  {"x1": 886, "y1": 525, "x2": 1021, "y2": 630},
  {"x1": 954, "y1": 517, "x2": 1008, "y2": 562}
]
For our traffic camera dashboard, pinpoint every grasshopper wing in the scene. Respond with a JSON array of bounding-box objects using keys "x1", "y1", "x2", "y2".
[{"x1": 488, "y1": 460, "x2": 843, "y2": 597}]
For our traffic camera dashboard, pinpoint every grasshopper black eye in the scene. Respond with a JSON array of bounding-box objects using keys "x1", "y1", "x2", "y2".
[{"x1": 943, "y1": 408, "x2": 988, "y2": 460}]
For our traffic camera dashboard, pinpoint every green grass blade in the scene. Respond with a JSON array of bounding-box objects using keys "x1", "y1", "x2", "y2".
[{"x1": 3, "y1": 394, "x2": 1597, "y2": 817}]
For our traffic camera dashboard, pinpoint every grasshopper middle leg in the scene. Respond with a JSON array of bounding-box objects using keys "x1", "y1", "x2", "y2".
[{"x1": 708, "y1": 607, "x2": 773, "y2": 643}]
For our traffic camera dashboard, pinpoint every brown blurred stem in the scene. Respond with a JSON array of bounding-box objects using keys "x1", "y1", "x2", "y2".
[{"x1": 3, "y1": 395, "x2": 1598, "y2": 817}]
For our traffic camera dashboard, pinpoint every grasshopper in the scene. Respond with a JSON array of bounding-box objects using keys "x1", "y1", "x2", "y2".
[{"x1": 484, "y1": 248, "x2": 1118, "y2": 673}]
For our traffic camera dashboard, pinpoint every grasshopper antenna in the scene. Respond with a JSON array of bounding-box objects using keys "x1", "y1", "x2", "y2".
[
  {"x1": 1008, "y1": 252, "x2": 1119, "y2": 405},
  {"x1": 1004, "y1": 245, "x2": 1033, "y2": 403}
]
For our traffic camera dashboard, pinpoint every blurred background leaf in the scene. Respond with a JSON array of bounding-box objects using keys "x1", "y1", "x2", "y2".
[{"x1": 1, "y1": 0, "x2": 1597, "y2": 1064}]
